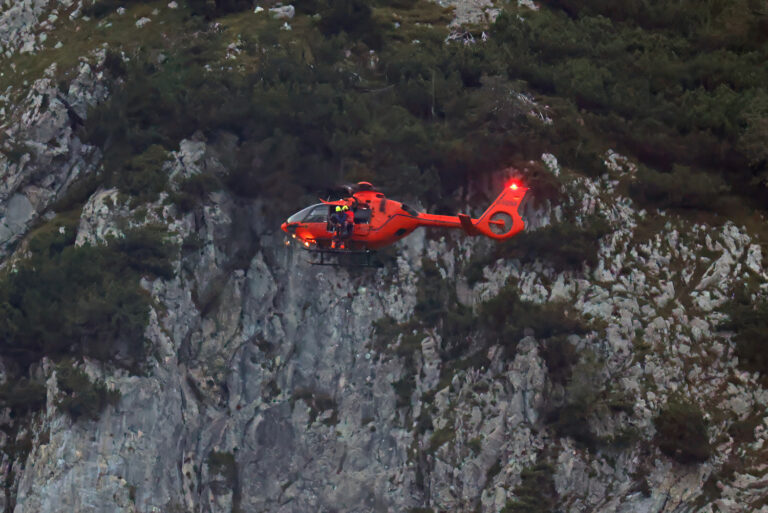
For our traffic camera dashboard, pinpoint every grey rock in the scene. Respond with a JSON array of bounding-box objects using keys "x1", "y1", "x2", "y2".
[
  {"x1": 0, "y1": 51, "x2": 107, "y2": 256},
  {"x1": 746, "y1": 243, "x2": 764, "y2": 275},
  {"x1": 0, "y1": 193, "x2": 34, "y2": 243},
  {"x1": 0, "y1": 0, "x2": 51, "y2": 57},
  {"x1": 269, "y1": 5, "x2": 295, "y2": 19}
]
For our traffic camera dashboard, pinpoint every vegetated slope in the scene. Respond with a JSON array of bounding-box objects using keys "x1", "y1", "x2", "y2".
[{"x1": 0, "y1": 1, "x2": 766, "y2": 512}]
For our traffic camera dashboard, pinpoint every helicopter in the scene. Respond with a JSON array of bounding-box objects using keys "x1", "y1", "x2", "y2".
[{"x1": 281, "y1": 180, "x2": 529, "y2": 266}]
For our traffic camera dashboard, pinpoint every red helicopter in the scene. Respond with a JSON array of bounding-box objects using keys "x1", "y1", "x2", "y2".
[{"x1": 281, "y1": 180, "x2": 529, "y2": 265}]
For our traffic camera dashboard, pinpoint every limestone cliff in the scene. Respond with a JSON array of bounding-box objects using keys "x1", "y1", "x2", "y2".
[{"x1": 1, "y1": 2, "x2": 767, "y2": 513}]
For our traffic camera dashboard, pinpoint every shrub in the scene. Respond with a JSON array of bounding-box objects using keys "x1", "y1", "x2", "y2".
[
  {"x1": 392, "y1": 374, "x2": 416, "y2": 408},
  {"x1": 480, "y1": 282, "x2": 588, "y2": 349},
  {"x1": 428, "y1": 427, "x2": 455, "y2": 453},
  {"x1": 544, "y1": 351, "x2": 604, "y2": 451},
  {"x1": 291, "y1": 388, "x2": 339, "y2": 424},
  {"x1": 501, "y1": 463, "x2": 558, "y2": 513},
  {"x1": 207, "y1": 451, "x2": 237, "y2": 487},
  {"x1": 0, "y1": 225, "x2": 175, "y2": 371},
  {"x1": 111, "y1": 145, "x2": 170, "y2": 205},
  {"x1": 491, "y1": 3, "x2": 768, "y2": 207},
  {"x1": 654, "y1": 397, "x2": 712, "y2": 464},
  {"x1": 629, "y1": 165, "x2": 730, "y2": 210},
  {"x1": 171, "y1": 173, "x2": 223, "y2": 212},
  {"x1": 539, "y1": 336, "x2": 579, "y2": 386},
  {"x1": 0, "y1": 379, "x2": 47, "y2": 417},
  {"x1": 498, "y1": 216, "x2": 612, "y2": 270},
  {"x1": 316, "y1": 0, "x2": 384, "y2": 49},
  {"x1": 55, "y1": 361, "x2": 121, "y2": 421},
  {"x1": 720, "y1": 294, "x2": 768, "y2": 377},
  {"x1": 188, "y1": 0, "x2": 252, "y2": 18}
]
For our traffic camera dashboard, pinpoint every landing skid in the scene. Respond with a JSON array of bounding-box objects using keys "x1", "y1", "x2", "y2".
[{"x1": 306, "y1": 248, "x2": 379, "y2": 267}]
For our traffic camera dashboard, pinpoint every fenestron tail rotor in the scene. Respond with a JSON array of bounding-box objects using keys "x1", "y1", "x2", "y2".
[{"x1": 471, "y1": 181, "x2": 528, "y2": 240}]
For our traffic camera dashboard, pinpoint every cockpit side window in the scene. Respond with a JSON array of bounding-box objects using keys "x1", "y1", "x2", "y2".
[
  {"x1": 303, "y1": 205, "x2": 329, "y2": 223},
  {"x1": 287, "y1": 205, "x2": 314, "y2": 224},
  {"x1": 287, "y1": 204, "x2": 327, "y2": 224}
]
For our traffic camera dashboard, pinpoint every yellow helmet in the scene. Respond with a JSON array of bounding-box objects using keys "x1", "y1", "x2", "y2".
[
  {"x1": 342, "y1": 205, "x2": 349, "y2": 211},
  {"x1": 335, "y1": 206, "x2": 342, "y2": 212}
]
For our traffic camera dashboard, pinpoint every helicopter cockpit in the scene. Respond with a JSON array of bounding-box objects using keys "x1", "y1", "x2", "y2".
[{"x1": 286, "y1": 204, "x2": 328, "y2": 224}]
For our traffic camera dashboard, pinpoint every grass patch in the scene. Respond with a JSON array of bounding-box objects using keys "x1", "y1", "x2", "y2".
[{"x1": 428, "y1": 426, "x2": 455, "y2": 453}]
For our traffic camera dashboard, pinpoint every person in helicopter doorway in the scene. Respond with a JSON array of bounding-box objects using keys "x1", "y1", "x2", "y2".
[
  {"x1": 330, "y1": 205, "x2": 345, "y2": 248},
  {"x1": 341, "y1": 204, "x2": 355, "y2": 243}
]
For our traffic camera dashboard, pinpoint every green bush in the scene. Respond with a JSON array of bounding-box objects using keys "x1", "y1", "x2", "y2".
[
  {"x1": 720, "y1": 294, "x2": 768, "y2": 377},
  {"x1": 207, "y1": 451, "x2": 237, "y2": 487},
  {"x1": 79, "y1": 0, "x2": 768, "y2": 218},
  {"x1": 544, "y1": 351, "x2": 606, "y2": 451},
  {"x1": 316, "y1": 0, "x2": 384, "y2": 49},
  {"x1": 171, "y1": 173, "x2": 223, "y2": 212},
  {"x1": 629, "y1": 165, "x2": 730, "y2": 210},
  {"x1": 654, "y1": 397, "x2": 712, "y2": 464},
  {"x1": 480, "y1": 282, "x2": 588, "y2": 349},
  {"x1": 188, "y1": 0, "x2": 252, "y2": 18},
  {"x1": 491, "y1": 3, "x2": 768, "y2": 207},
  {"x1": 55, "y1": 361, "x2": 121, "y2": 421},
  {"x1": 392, "y1": 374, "x2": 416, "y2": 408},
  {"x1": 291, "y1": 388, "x2": 339, "y2": 424},
  {"x1": 502, "y1": 216, "x2": 612, "y2": 270},
  {"x1": 427, "y1": 427, "x2": 455, "y2": 452},
  {"x1": 112, "y1": 145, "x2": 171, "y2": 205},
  {"x1": 0, "y1": 225, "x2": 175, "y2": 372},
  {"x1": 0, "y1": 379, "x2": 47, "y2": 417},
  {"x1": 539, "y1": 336, "x2": 579, "y2": 386},
  {"x1": 82, "y1": 12, "x2": 556, "y2": 217},
  {"x1": 501, "y1": 463, "x2": 558, "y2": 513}
]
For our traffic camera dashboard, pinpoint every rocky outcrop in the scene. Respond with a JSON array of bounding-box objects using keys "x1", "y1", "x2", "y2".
[{"x1": 0, "y1": 51, "x2": 107, "y2": 256}]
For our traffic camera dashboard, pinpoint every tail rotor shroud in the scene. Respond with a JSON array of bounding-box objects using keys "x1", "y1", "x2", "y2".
[{"x1": 469, "y1": 183, "x2": 528, "y2": 240}]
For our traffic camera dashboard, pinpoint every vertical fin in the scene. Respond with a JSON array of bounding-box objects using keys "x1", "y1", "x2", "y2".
[{"x1": 472, "y1": 186, "x2": 529, "y2": 240}]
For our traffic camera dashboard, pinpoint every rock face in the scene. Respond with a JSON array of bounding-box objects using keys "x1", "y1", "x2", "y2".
[
  {"x1": 4, "y1": 136, "x2": 766, "y2": 513},
  {"x1": 0, "y1": 0, "x2": 53, "y2": 57},
  {"x1": 1, "y1": 7, "x2": 768, "y2": 511},
  {"x1": 0, "y1": 53, "x2": 107, "y2": 256}
]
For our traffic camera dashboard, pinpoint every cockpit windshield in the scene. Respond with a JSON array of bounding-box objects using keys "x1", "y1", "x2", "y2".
[{"x1": 286, "y1": 204, "x2": 328, "y2": 224}]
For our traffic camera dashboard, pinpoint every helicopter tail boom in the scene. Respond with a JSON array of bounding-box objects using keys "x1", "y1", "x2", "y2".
[{"x1": 414, "y1": 183, "x2": 528, "y2": 240}]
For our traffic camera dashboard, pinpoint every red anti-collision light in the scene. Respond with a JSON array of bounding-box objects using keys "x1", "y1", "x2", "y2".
[{"x1": 509, "y1": 182, "x2": 519, "y2": 190}]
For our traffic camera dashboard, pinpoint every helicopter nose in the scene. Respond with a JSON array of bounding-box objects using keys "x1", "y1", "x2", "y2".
[{"x1": 281, "y1": 222, "x2": 288, "y2": 233}]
